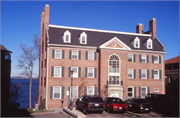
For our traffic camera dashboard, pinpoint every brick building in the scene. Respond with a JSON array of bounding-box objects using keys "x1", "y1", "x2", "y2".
[{"x1": 38, "y1": 4, "x2": 166, "y2": 109}]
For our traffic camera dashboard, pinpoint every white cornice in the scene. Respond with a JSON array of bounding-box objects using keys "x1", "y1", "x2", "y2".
[
  {"x1": 49, "y1": 24, "x2": 151, "y2": 37},
  {"x1": 129, "y1": 49, "x2": 166, "y2": 54},
  {"x1": 48, "y1": 43, "x2": 97, "y2": 49}
]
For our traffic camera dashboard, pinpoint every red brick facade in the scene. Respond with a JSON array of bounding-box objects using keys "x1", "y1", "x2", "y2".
[{"x1": 38, "y1": 5, "x2": 165, "y2": 109}]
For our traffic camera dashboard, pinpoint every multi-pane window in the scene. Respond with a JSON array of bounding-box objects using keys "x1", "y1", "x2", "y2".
[
  {"x1": 141, "y1": 55, "x2": 147, "y2": 63},
  {"x1": 88, "y1": 68, "x2": 94, "y2": 78},
  {"x1": 66, "y1": 35, "x2": 69, "y2": 42},
  {"x1": 87, "y1": 86, "x2": 94, "y2": 95},
  {"x1": 54, "y1": 66, "x2": 61, "y2": 77},
  {"x1": 154, "y1": 56, "x2": 159, "y2": 63},
  {"x1": 154, "y1": 70, "x2": 159, "y2": 79},
  {"x1": 63, "y1": 30, "x2": 71, "y2": 43},
  {"x1": 128, "y1": 69, "x2": 133, "y2": 79},
  {"x1": 128, "y1": 54, "x2": 133, "y2": 62},
  {"x1": 71, "y1": 67, "x2": 78, "y2": 78},
  {"x1": 141, "y1": 70, "x2": 147, "y2": 79},
  {"x1": 72, "y1": 51, "x2": 78, "y2": 59},
  {"x1": 80, "y1": 32, "x2": 87, "y2": 44},
  {"x1": 135, "y1": 41, "x2": 139, "y2": 48},
  {"x1": 109, "y1": 76, "x2": 119, "y2": 85},
  {"x1": 55, "y1": 50, "x2": 62, "y2": 59},
  {"x1": 5, "y1": 53, "x2": 10, "y2": 60},
  {"x1": 70, "y1": 86, "x2": 78, "y2": 99},
  {"x1": 147, "y1": 39, "x2": 152, "y2": 49},
  {"x1": 141, "y1": 87, "x2": 147, "y2": 98},
  {"x1": 82, "y1": 36, "x2": 85, "y2": 43},
  {"x1": 88, "y1": 52, "x2": 94, "y2": 60},
  {"x1": 109, "y1": 55, "x2": 119, "y2": 73},
  {"x1": 53, "y1": 87, "x2": 61, "y2": 99},
  {"x1": 128, "y1": 87, "x2": 133, "y2": 98}
]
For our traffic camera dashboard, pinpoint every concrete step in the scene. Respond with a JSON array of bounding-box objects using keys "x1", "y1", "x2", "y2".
[{"x1": 63, "y1": 107, "x2": 86, "y2": 118}]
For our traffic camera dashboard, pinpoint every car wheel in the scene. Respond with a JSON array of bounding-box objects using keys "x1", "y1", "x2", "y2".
[
  {"x1": 107, "y1": 108, "x2": 111, "y2": 113},
  {"x1": 83, "y1": 107, "x2": 88, "y2": 114},
  {"x1": 99, "y1": 111, "x2": 103, "y2": 114}
]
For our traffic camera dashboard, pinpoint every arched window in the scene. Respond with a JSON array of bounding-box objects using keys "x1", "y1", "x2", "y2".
[{"x1": 108, "y1": 55, "x2": 120, "y2": 85}]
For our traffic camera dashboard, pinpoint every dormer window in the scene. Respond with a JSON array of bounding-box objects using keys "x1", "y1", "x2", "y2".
[
  {"x1": 146, "y1": 38, "x2": 153, "y2": 49},
  {"x1": 63, "y1": 30, "x2": 71, "y2": 43},
  {"x1": 79, "y1": 32, "x2": 87, "y2": 44},
  {"x1": 132, "y1": 37, "x2": 140, "y2": 48}
]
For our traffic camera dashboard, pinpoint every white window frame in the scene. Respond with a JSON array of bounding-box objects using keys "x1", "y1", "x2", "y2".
[
  {"x1": 88, "y1": 51, "x2": 94, "y2": 60},
  {"x1": 154, "y1": 88, "x2": 159, "y2": 92},
  {"x1": 87, "y1": 67, "x2": 94, "y2": 78},
  {"x1": 128, "y1": 87, "x2": 134, "y2": 98},
  {"x1": 154, "y1": 70, "x2": 159, "y2": 79},
  {"x1": 44, "y1": 67, "x2": 46, "y2": 77},
  {"x1": 141, "y1": 69, "x2": 147, "y2": 79},
  {"x1": 55, "y1": 49, "x2": 62, "y2": 59},
  {"x1": 108, "y1": 76, "x2": 120, "y2": 85},
  {"x1": 54, "y1": 66, "x2": 62, "y2": 77},
  {"x1": 154, "y1": 56, "x2": 159, "y2": 64},
  {"x1": 128, "y1": 54, "x2": 133, "y2": 62},
  {"x1": 71, "y1": 50, "x2": 79, "y2": 60},
  {"x1": 87, "y1": 86, "x2": 95, "y2": 95},
  {"x1": 63, "y1": 30, "x2": 71, "y2": 43},
  {"x1": 69, "y1": 86, "x2": 78, "y2": 99},
  {"x1": 128, "y1": 69, "x2": 134, "y2": 79},
  {"x1": 147, "y1": 38, "x2": 153, "y2": 49},
  {"x1": 141, "y1": 87, "x2": 148, "y2": 98},
  {"x1": 133, "y1": 37, "x2": 140, "y2": 48},
  {"x1": 71, "y1": 67, "x2": 78, "y2": 78},
  {"x1": 141, "y1": 55, "x2": 147, "y2": 63},
  {"x1": 53, "y1": 86, "x2": 62, "y2": 99},
  {"x1": 80, "y1": 32, "x2": 87, "y2": 44}
]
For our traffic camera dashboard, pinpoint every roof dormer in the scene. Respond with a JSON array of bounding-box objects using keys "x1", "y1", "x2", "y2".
[
  {"x1": 62, "y1": 30, "x2": 71, "y2": 43},
  {"x1": 132, "y1": 37, "x2": 140, "y2": 48},
  {"x1": 79, "y1": 32, "x2": 87, "y2": 44},
  {"x1": 146, "y1": 38, "x2": 153, "y2": 49}
]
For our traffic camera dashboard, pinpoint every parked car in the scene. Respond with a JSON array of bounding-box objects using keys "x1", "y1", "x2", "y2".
[
  {"x1": 104, "y1": 97, "x2": 128, "y2": 113},
  {"x1": 145, "y1": 93, "x2": 169, "y2": 112},
  {"x1": 75, "y1": 95, "x2": 105, "y2": 114},
  {"x1": 125, "y1": 98, "x2": 152, "y2": 113}
]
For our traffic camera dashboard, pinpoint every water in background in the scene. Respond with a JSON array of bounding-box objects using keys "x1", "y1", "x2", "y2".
[{"x1": 10, "y1": 79, "x2": 39, "y2": 109}]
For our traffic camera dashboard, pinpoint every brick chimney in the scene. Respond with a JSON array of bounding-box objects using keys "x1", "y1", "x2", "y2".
[
  {"x1": 44, "y1": 4, "x2": 50, "y2": 29},
  {"x1": 149, "y1": 18, "x2": 156, "y2": 38},
  {"x1": 136, "y1": 23, "x2": 143, "y2": 34}
]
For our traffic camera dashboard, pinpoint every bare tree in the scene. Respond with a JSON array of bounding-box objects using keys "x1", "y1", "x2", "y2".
[
  {"x1": 79, "y1": 73, "x2": 87, "y2": 97},
  {"x1": 17, "y1": 35, "x2": 40, "y2": 108}
]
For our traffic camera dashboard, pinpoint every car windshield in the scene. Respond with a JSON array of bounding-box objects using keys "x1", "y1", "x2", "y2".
[
  {"x1": 89, "y1": 97, "x2": 103, "y2": 102},
  {"x1": 134, "y1": 99, "x2": 147, "y2": 103},
  {"x1": 108, "y1": 98, "x2": 123, "y2": 103}
]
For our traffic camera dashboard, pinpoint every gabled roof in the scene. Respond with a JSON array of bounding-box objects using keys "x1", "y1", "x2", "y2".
[
  {"x1": 48, "y1": 25, "x2": 165, "y2": 52},
  {"x1": 165, "y1": 56, "x2": 179, "y2": 64},
  {"x1": 0, "y1": 44, "x2": 12, "y2": 53}
]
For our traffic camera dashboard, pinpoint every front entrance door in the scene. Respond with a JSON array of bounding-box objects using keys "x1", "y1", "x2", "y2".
[
  {"x1": 110, "y1": 94, "x2": 119, "y2": 97},
  {"x1": 110, "y1": 90, "x2": 119, "y2": 98}
]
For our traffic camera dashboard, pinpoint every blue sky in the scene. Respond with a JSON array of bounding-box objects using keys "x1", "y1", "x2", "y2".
[{"x1": 1, "y1": 1, "x2": 179, "y2": 77}]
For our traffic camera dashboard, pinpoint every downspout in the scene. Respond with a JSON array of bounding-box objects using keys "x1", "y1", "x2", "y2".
[
  {"x1": 162, "y1": 55, "x2": 164, "y2": 94},
  {"x1": 46, "y1": 47, "x2": 49, "y2": 109}
]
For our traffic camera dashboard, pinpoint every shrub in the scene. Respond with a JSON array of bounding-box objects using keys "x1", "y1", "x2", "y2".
[{"x1": 38, "y1": 100, "x2": 45, "y2": 110}]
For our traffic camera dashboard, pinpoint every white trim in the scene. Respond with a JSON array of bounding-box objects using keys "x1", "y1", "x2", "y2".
[
  {"x1": 70, "y1": 86, "x2": 78, "y2": 99},
  {"x1": 99, "y1": 37, "x2": 131, "y2": 50},
  {"x1": 49, "y1": 24, "x2": 151, "y2": 36},
  {"x1": 141, "y1": 69, "x2": 147, "y2": 79},
  {"x1": 54, "y1": 66, "x2": 62, "y2": 77},
  {"x1": 128, "y1": 69, "x2": 134, "y2": 79},
  {"x1": 71, "y1": 50, "x2": 79, "y2": 60},
  {"x1": 154, "y1": 70, "x2": 159, "y2": 79},
  {"x1": 46, "y1": 48, "x2": 49, "y2": 109},
  {"x1": 133, "y1": 37, "x2": 140, "y2": 48},
  {"x1": 71, "y1": 67, "x2": 78, "y2": 78},
  {"x1": 154, "y1": 88, "x2": 159, "y2": 92},
  {"x1": 128, "y1": 54, "x2": 133, "y2": 62},
  {"x1": 87, "y1": 67, "x2": 94, "y2": 78},
  {"x1": 154, "y1": 55, "x2": 159, "y2": 64},
  {"x1": 48, "y1": 43, "x2": 97, "y2": 49},
  {"x1": 128, "y1": 86, "x2": 134, "y2": 98},
  {"x1": 141, "y1": 87, "x2": 148, "y2": 98},
  {"x1": 141, "y1": 55, "x2": 147, "y2": 63},
  {"x1": 55, "y1": 49, "x2": 62, "y2": 59},
  {"x1": 53, "y1": 86, "x2": 62, "y2": 99},
  {"x1": 146, "y1": 38, "x2": 153, "y2": 49},
  {"x1": 63, "y1": 30, "x2": 71, "y2": 43},
  {"x1": 46, "y1": 25, "x2": 49, "y2": 38},
  {"x1": 79, "y1": 32, "x2": 87, "y2": 44},
  {"x1": 88, "y1": 51, "x2": 94, "y2": 60},
  {"x1": 87, "y1": 86, "x2": 95, "y2": 95}
]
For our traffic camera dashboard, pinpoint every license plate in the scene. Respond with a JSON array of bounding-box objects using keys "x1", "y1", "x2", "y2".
[
  {"x1": 145, "y1": 108, "x2": 149, "y2": 110},
  {"x1": 119, "y1": 107, "x2": 122, "y2": 109},
  {"x1": 95, "y1": 104, "x2": 99, "y2": 106}
]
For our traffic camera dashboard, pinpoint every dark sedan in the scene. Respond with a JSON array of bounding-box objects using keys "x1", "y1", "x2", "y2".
[
  {"x1": 75, "y1": 95, "x2": 105, "y2": 114},
  {"x1": 125, "y1": 98, "x2": 152, "y2": 113},
  {"x1": 104, "y1": 97, "x2": 128, "y2": 113}
]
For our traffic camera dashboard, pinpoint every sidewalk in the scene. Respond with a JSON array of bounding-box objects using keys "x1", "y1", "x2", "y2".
[{"x1": 63, "y1": 107, "x2": 86, "y2": 118}]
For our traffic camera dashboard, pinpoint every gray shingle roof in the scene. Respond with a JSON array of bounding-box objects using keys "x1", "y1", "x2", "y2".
[{"x1": 48, "y1": 25, "x2": 164, "y2": 52}]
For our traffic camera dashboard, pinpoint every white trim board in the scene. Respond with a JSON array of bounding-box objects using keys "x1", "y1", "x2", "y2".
[{"x1": 49, "y1": 24, "x2": 151, "y2": 37}]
